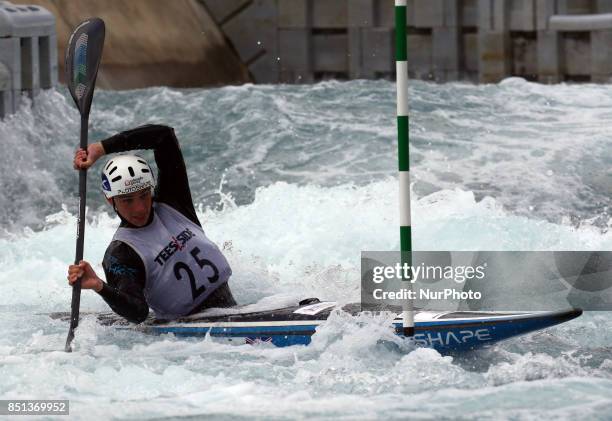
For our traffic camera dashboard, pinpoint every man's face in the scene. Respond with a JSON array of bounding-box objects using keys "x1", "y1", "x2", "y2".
[{"x1": 111, "y1": 189, "x2": 153, "y2": 227}]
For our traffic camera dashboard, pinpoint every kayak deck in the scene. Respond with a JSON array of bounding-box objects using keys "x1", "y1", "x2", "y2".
[{"x1": 48, "y1": 300, "x2": 582, "y2": 352}]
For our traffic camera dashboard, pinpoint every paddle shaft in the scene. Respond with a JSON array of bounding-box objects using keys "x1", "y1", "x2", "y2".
[
  {"x1": 63, "y1": 17, "x2": 105, "y2": 352},
  {"x1": 65, "y1": 114, "x2": 89, "y2": 352}
]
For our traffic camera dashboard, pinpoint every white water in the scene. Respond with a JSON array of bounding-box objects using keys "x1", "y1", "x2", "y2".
[{"x1": 0, "y1": 79, "x2": 611, "y2": 419}]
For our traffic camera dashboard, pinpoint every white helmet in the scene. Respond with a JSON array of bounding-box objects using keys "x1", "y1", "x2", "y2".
[{"x1": 101, "y1": 154, "x2": 155, "y2": 199}]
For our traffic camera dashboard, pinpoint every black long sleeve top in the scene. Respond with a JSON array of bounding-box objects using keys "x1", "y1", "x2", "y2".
[{"x1": 97, "y1": 124, "x2": 201, "y2": 323}]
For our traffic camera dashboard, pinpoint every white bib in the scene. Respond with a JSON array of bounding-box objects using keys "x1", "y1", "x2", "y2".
[{"x1": 112, "y1": 202, "x2": 232, "y2": 319}]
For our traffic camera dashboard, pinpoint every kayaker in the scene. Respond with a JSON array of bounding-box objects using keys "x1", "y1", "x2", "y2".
[{"x1": 66, "y1": 124, "x2": 236, "y2": 323}]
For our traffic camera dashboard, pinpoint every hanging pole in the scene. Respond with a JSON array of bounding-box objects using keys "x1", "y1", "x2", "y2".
[{"x1": 395, "y1": 0, "x2": 414, "y2": 337}]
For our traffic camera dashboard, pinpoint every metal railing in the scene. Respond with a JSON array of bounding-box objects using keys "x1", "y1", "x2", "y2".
[{"x1": 0, "y1": 1, "x2": 57, "y2": 118}]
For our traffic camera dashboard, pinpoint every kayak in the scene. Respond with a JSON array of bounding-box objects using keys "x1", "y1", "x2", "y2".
[{"x1": 49, "y1": 298, "x2": 582, "y2": 352}]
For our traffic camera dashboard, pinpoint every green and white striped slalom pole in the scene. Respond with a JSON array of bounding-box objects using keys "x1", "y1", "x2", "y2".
[{"x1": 395, "y1": 0, "x2": 414, "y2": 337}]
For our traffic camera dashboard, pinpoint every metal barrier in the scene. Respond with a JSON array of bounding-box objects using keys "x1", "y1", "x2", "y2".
[
  {"x1": 0, "y1": 0, "x2": 57, "y2": 118},
  {"x1": 550, "y1": 13, "x2": 612, "y2": 31}
]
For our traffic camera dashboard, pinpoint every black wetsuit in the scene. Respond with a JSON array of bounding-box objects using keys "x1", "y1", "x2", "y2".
[{"x1": 97, "y1": 124, "x2": 235, "y2": 323}]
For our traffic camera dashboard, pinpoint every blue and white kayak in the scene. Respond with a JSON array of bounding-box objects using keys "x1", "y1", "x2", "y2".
[{"x1": 50, "y1": 299, "x2": 582, "y2": 352}]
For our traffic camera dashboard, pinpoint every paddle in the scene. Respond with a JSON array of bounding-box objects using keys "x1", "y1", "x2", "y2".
[{"x1": 64, "y1": 18, "x2": 105, "y2": 352}]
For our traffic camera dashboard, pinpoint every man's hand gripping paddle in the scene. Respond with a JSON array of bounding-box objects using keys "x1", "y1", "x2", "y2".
[{"x1": 64, "y1": 18, "x2": 105, "y2": 352}]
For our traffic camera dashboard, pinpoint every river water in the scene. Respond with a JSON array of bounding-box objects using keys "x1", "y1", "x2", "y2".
[{"x1": 0, "y1": 79, "x2": 611, "y2": 420}]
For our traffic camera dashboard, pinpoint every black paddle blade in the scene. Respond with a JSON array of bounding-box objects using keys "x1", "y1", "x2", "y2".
[{"x1": 65, "y1": 18, "x2": 105, "y2": 117}]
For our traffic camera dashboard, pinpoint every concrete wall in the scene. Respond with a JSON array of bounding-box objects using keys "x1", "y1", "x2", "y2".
[
  {"x1": 6, "y1": 0, "x2": 612, "y2": 90},
  {"x1": 204, "y1": 0, "x2": 612, "y2": 84},
  {"x1": 201, "y1": 0, "x2": 398, "y2": 84},
  {"x1": 11, "y1": 0, "x2": 250, "y2": 89}
]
